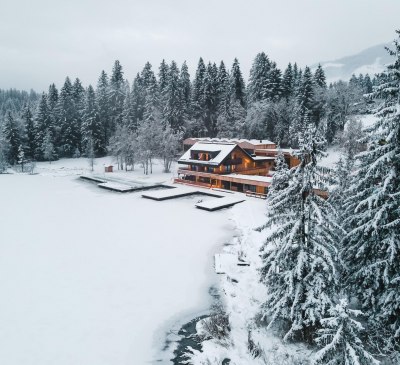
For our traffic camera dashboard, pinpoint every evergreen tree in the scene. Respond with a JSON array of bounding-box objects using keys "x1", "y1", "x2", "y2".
[
  {"x1": 158, "y1": 59, "x2": 169, "y2": 95},
  {"x1": 342, "y1": 32, "x2": 400, "y2": 340},
  {"x1": 17, "y1": 144, "x2": 26, "y2": 171},
  {"x1": 82, "y1": 85, "x2": 104, "y2": 156},
  {"x1": 122, "y1": 88, "x2": 136, "y2": 131},
  {"x1": 109, "y1": 60, "x2": 125, "y2": 132},
  {"x1": 247, "y1": 52, "x2": 271, "y2": 103},
  {"x1": 96, "y1": 70, "x2": 110, "y2": 146},
  {"x1": 282, "y1": 63, "x2": 294, "y2": 99},
  {"x1": 264, "y1": 62, "x2": 283, "y2": 101},
  {"x1": 202, "y1": 62, "x2": 219, "y2": 136},
  {"x1": 21, "y1": 104, "x2": 35, "y2": 159},
  {"x1": 72, "y1": 78, "x2": 85, "y2": 151},
  {"x1": 313, "y1": 299, "x2": 379, "y2": 365},
  {"x1": 59, "y1": 77, "x2": 79, "y2": 157},
  {"x1": 2, "y1": 111, "x2": 21, "y2": 164},
  {"x1": 163, "y1": 60, "x2": 186, "y2": 132},
  {"x1": 314, "y1": 64, "x2": 327, "y2": 89},
  {"x1": 42, "y1": 130, "x2": 55, "y2": 162},
  {"x1": 190, "y1": 57, "x2": 207, "y2": 136},
  {"x1": 130, "y1": 73, "x2": 144, "y2": 126},
  {"x1": 180, "y1": 61, "x2": 192, "y2": 124},
  {"x1": 363, "y1": 74, "x2": 373, "y2": 94},
  {"x1": 230, "y1": 58, "x2": 246, "y2": 107},
  {"x1": 259, "y1": 117, "x2": 341, "y2": 341},
  {"x1": 34, "y1": 93, "x2": 51, "y2": 159}
]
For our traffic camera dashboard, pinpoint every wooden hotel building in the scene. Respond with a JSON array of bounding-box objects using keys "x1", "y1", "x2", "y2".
[{"x1": 176, "y1": 138, "x2": 300, "y2": 195}]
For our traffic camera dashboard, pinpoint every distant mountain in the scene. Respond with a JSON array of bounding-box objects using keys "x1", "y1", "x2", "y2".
[{"x1": 312, "y1": 42, "x2": 393, "y2": 83}]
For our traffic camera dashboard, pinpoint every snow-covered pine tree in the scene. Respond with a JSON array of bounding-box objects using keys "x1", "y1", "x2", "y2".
[
  {"x1": 47, "y1": 83, "x2": 59, "y2": 145},
  {"x1": 202, "y1": 62, "x2": 219, "y2": 137},
  {"x1": 312, "y1": 299, "x2": 379, "y2": 365},
  {"x1": 59, "y1": 77, "x2": 79, "y2": 157},
  {"x1": 121, "y1": 87, "x2": 136, "y2": 132},
  {"x1": 329, "y1": 154, "x2": 354, "y2": 218},
  {"x1": 34, "y1": 93, "x2": 51, "y2": 159},
  {"x1": 259, "y1": 115, "x2": 341, "y2": 341},
  {"x1": 314, "y1": 65, "x2": 327, "y2": 89},
  {"x1": 263, "y1": 62, "x2": 283, "y2": 102},
  {"x1": 342, "y1": 31, "x2": 400, "y2": 341},
  {"x1": 289, "y1": 66, "x2": 315, "y2": 147},
  {"x1": 109, "y1": 60, "x2": 125, "y2": 133},
  {"x1": 190, "y1": 57, "x2": 207, "y2": 136},
  {"x1": 247, "y1": 52, "x2": 271, "y2": 103},
  {"x1": 180, "y1": 61, "x2": 192, "y2": 125},
  {"x1": 82, "y1": 85, "x2": 104, "y2": 156},
  {"x1": 2, "y1": 110, "x2": 21, "y2": 164},
  {"x1": 282, "y1": 63, "x2": 294, "y2": 100},
  {"x1": 130, "y1": 73, "x2": 144, "y2": 126},
  {"x1": 269, "y1": 149, "x2": 290, "y2": 194},
  {"x1": 21, "y1": 104, "x2": 35, "y2": 159},
  {"x1": 17, "y1": 144, "x2": 26, "y2": 172},
  {"x1": 96, "y1": 70, "x2": 111, "y2": 146},
  {"x1": 137, "y1": 74, "x2": 163, "y2": 174},
  {"x1": 42, "y1": 130, "x2": 55, "y2": 163},
  {"x1": 158, "y1": 59, "x2": 170, "y2": 96},
  {"x1": 72, "y1": 78, "x2": 85, "y2": 150},
  {"x1": 163, "y1": 60, "x2": 186, "y2": 132},
  {"x1": 230, "y1": 58, "x2": 246, "y2": 108}
]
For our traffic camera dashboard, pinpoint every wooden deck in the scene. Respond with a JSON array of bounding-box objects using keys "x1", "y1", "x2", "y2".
[
  {"x1": 195, "y1": 196, "x2": 245, "y2": 211},
  {"x1": 80, "y1": 175, "x2": 171, "y2": 193},
  {"x1": 142, "y1": 187, "x2": 223, "y2": 201}
]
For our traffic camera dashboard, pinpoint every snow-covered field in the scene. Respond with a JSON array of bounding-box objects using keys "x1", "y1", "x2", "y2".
[{"x1": 0, "y1": 158, "x2": 241, "y2": 365}]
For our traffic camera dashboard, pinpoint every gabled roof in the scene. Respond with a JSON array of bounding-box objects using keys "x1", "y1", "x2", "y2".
[
  {"x1": 178, "y1": 142, "x2": 274, "y2": 166},
  {"x1": 179, "y1": 142, "x2": 237, "y2": 166}
]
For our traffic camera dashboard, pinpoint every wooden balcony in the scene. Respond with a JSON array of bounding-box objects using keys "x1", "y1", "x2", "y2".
[{"x1": 178, "y1": 166, "x2": 268, "y2": 176}]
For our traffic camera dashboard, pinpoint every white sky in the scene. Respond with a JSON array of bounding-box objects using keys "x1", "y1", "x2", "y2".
[{"x1": 1, "y1": 0, "x2": 399, "y2": 91}]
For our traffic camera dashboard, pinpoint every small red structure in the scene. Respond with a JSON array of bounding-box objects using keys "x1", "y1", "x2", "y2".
[{"x1": 104, "y1": 165, "x2": 114, "y2": 173}]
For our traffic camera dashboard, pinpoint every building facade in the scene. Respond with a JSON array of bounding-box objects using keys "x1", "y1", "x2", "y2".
[{"x1": 176, "y1": 139, "x2": 300, "y2": 195}]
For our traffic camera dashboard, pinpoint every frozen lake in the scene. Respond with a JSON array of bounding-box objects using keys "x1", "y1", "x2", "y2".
[{"x1": 0, "y1": 171, "x2": 234, "y2": 364}]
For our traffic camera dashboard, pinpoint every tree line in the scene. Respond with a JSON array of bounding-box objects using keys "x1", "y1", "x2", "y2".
[{"x1": 0, "y1": 52, "x2": 379, "y2": 170}]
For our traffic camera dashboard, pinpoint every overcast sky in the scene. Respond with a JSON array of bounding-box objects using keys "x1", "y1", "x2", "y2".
[{"x1": 1, "y1": 0, "x2": 399, "y2": 91}]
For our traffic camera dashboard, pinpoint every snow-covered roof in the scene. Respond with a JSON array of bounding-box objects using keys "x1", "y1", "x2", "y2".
[
  {"x1": 255, "y1": 148, "x2": 298, "y2": 154},
  {"x1": 186, "y1": 137, "x2": 275, "y2": 146},
  {"x1": 179, "y1": 142, "x2": 238, "y2": 166}
]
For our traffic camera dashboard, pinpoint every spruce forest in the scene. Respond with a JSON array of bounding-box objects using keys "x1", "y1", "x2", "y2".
[{"x1": 0, "y1": 17, "x2": 399, "y2": 365}]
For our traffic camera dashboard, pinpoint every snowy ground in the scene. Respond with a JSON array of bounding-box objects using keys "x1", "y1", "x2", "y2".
[{"x1": 0, "y1": 158, "x2": 243, "y2": 365}]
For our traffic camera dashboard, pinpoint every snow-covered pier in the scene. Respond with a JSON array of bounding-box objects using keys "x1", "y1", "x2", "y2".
[
  {"x1": 141, "y1": 186, "x2": 223, "y2": 201},
  {"x1": 80, "y1": 174, "x2": 170, "y2": 193},
  {"x1": 195, "y1": 196, "x2": 245, "y2": 211}
]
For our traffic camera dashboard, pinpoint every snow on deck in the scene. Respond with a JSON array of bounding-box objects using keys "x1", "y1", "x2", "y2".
[
  {"x1": 98, "y1": 181, "x2": 136, "y2": 192},
  {"x1": 142, "y1": 186, "x2": 223, "y2": 201},
  {"x1": 195, "y1": 196, "x2": 245, "y2": 211}
]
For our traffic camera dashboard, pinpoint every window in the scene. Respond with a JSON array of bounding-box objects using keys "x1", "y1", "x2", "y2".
[{"x1": 226, "y1": 165, "x2": 231, "y2": 172}]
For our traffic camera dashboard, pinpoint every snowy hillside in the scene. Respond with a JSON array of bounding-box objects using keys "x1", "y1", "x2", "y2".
[{"x1": 312, "y1": 42, "x2": 392, "y2": 82}]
